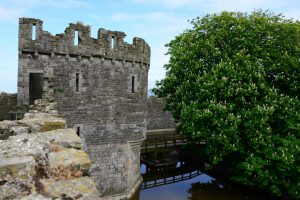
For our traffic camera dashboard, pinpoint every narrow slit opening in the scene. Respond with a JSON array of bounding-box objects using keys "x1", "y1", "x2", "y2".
[
  {"x1": 76, "y1": 127, "x2": 80, "y2": 136},
  {"x1": 32, "y1": 24, "x2": 36, "y2": 40},
  {"x1": 111, "y1": 36, "x2": 117, "y2": 49},
  {"x1": 131, "y1": 76, "x2": 135, "y2": 93},
  {"x1": 74, "y1": 30, "x2": 79, "y2": 46},
  {"x1": 76, "y1": 73, "x2": 79, "y2": 92}
]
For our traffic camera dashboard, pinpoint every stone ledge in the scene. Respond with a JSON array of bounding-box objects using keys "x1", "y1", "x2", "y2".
[
  {"x1": 0, "y1": 156, "x2": 36, "y2": 181},
  {"x1": 38, "y1": 128, "x2": 82, "y2": 149},
  {"x1": 41, "y1": 176, "x2": 100, "y2": 200},
  {"x1": 48, "y1": 148, "x2": 91, "y2": 173}
]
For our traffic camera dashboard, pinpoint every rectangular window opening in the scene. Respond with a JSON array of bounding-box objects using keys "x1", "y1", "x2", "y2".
[
  {"x1": 131, "y1": 76, "x2": 135, "y2": 93},
  {"x1": 76, "y1": 73, "x2": 79, "y2": 92},
  {"x1": 76, "y1": 127, "x2": 80, "y2": 136},
  {"x1": 32, "y1": 24, "x2": 36, "y2": 40},
  {"x1": 111, "y1": 36, "x2": 117, "y2": 49},
  {"x1": 74, "y1": 30, "x2": 79, "y2": 46}
]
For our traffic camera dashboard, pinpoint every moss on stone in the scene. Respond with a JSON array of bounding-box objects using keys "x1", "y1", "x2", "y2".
[{"x1": 40, "y1": 121, "x2": 65, "y2": 132}]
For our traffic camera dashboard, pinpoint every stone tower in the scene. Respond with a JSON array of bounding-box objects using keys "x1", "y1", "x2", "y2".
[{"x1": 17, "y1": 18, "x2": 150, "y2": 199}]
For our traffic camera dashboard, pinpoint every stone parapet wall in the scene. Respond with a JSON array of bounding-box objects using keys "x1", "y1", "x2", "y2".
[
  {"x1": 19, "y1": 18, "x2": 150, "y2": 65},
  {"x1": 147, "y1": 96, "x2": 176, "y2": 130},
  {"x1": 0, "y1": 92, "x2": 17, "y2": 121}
]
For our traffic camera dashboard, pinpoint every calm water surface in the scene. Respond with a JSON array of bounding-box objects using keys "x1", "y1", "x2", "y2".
[{"x1": 131, "y1": 162, "x2": 277, "y2": 200}]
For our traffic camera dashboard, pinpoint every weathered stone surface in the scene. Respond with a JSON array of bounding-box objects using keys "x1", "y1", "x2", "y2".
[
  {"x1": 0, "y1": 156, "x2": 36, "y2": 181},
  {"x1": 10, "y1": 125, "x2": 29, "y2": 135},
  {"x1": 0, "y1": 120, "x2": 18, "y2": 129},
  {"x1": 0, "y1": 128, "x2": 84, "y2": 173},
  {"x1": 48, "y1": 148, "x2": 91, "y2": 173},
  {"x1": 38, "y1": 128, "x2": 82, "y2": 149},
  {"x1": 0, "y1": 123, "x2": 29, "y2": 140},
  {"x1": 0, "y1": 99, "x2": 65, "y2": 139},
  {"x1": 41, "y1": 177, "x2": 100, "y2": 199},
  {"x1": 30, "y1": 99, "x2": 57, "y2": 112},
  {"x1": 0, "y1": 120, "x2": 18, "y2": 139},
  {"x1": 20, "y1": 193, "x2": 51, "y2": 200},
  {"x1": 0, "y1": 180, "x2": 33, "y2": 200},
  {"x1": 18, "y1": 112, "x2": 66, "y2": 132},
  {"x1": 0, "y1": 134, "x2": 46, "y2": 159},
  {"x1": 0, "y1": 125, "x2": 97, "y2": 199}
]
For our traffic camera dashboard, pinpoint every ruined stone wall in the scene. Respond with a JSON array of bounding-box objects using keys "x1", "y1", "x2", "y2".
[
  {"x1": 147, "y1": 96, "x2": 176, "y2": 130},
  {"x1": 18, "y1": 18, "x2": 150, "y2": 198},
  {"x1": 0, "y1": 93, "x2": 17, "y2": 121}
]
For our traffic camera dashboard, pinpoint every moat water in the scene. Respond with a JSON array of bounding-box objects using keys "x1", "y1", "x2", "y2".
[{"x1": 131, "y1": 161, "x2": 277, "y2": 200}]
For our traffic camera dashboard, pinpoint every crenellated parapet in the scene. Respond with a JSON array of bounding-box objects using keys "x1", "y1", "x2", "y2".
[{"x1": 19, "y1": 17, "x2": 150, "y2": 65}]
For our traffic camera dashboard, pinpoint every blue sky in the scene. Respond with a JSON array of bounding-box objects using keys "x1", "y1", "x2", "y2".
[{"x1": 0, "y1": 0, "x2": 300, "y2": 93}]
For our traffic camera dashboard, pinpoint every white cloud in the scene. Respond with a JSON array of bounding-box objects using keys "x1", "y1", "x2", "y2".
[
  {"x1": 209, "y1": 0, "x2": 300, "y2": 18},
  {"x1": 111, "y1": 12, "x2": 176, "y2": 22},
  {"x1": 131, "y1": 0, "x2": 300, "y2": 19},
  {"x1": 0, "y1": 0, "x2": 40, "y2": 22},
  {"x1": 0, "y1": 0, "x2": 89, "y2": 22},
  {"x1": 0, "y1": 7, "x2": 24, "y2": 22},
  {"x1": 110, "y1": 11, "x2": 191, "y2": 37},
  {"x1": 42, "y1": 0, "x2": 89, "y2": 8},
  {"x1": 148, "y1": 45, "x2": 169, "y2": 88},
  {"x1": 211, "y1": 0, "x2": 275, "y2": 12},
  {"x1": 132, "y1": 0, "x2": 210, "y2": 8},
  {"x1": 8, "y1": 0, "x2": 89, "y2": 8}
]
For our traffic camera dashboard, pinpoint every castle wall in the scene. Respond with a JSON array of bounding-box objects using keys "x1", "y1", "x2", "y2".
[
  {"x1": 147, "y1": 97, "x2": 176, "y2": 130},
  {"x1": 18, "y1": 18, "x2": 150, "y2": 198},
  {"x1": 0, "y1": 93, "x2": 17, "y2": 121}
]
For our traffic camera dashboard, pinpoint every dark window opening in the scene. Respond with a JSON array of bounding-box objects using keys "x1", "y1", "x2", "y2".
[
  {"x1": 76, "y1": 127, "x2": 80, "y2": 136},
  {"x1": 74, "y1": 30, "x2": 79, "y2": 46},
  {"x1": 29, "y1": 73, "x2": 43, "y2": 105},
  {"x1": 131, "y1": 76, "x2": 135, "y2": 93},
  {"x1": 76, "y1": 73, "x2": 79, "y2": 92},
  {"x1": 32, "y1": 24, "x2": 36, "y2": 40}
]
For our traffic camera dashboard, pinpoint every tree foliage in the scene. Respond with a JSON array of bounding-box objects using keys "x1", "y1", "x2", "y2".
[{"x1": 153, "y1": 10, "x2": 300, "y2": 198}]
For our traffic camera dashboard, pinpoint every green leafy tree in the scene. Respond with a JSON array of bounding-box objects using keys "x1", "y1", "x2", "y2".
[{"x1": 154, "y1": 10, "x2": 300, "y2": 198}]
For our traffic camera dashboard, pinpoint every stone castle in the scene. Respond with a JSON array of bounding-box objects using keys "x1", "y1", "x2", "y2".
[{"x1": 17, "y1": 17, "x2": 150, "y2": 199}]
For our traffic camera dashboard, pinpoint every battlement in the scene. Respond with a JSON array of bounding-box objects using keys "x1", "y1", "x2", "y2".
[{"x1": 19, "y1": 18, "x2": 150, "y2": 65}]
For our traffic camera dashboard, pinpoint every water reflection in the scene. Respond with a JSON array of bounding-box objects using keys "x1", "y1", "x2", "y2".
[
  {"x1": 131, "y1": 161, "x2": 276, "y2": 200},
  {"x1": 141, "y1": 162, "x2": 202, "y2": 190}
]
